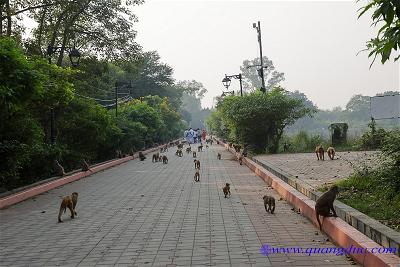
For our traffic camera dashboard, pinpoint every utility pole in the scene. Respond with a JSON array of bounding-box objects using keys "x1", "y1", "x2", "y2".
[
  {"x1": 115, "y1": 84, "x2": 118, "y2": 117},
  {"x1": 253, "y1": 21, "x2": 266, "y2": 93}
]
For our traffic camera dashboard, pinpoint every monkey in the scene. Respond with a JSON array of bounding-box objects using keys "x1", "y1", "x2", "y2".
[
  {"x1": 186, "y1": 147, "x2": 191, "y2": 153},
  {"x1": 175, "y1": 149, "x2": 183, "y2": 157},
  {"x1": 238, "y1": 155, "x2": 243, "y2": 165},
  {"x1": 194, "y1": 159, "x2": 200, "y2": 169},
  {"x1": 163, "y1": 145, "x2": 168, "y2": 152},
  {"x1": 315, "y1": 145, "x2": 325, "y2": 161},
  {"x1": 233, "y1": 145, "x2": 241, "y2": 153},
  {"x1": 327, "y1": 146, "x2": 335, "y2": 160},
  {"x1": 263, "y1": 195, "x2": 276, "y2": 214},
  {"x1": 216, "y1": 140, "x2": 220, "y2": 145},
  {"x1": 58, "y1": 192, "x2": 78, "y2": 223},
  {"x1": 197, "y1": 145, "x2": 203, "y2": 152},
  {"x1": 177, "y1": 143, "x2": 183, "y2": 149},
  {"x1": 139, "y1": 151, "x2": 146, "y2": 161},
  {"x1": 54, "y1": 160, "x2": 66, "y2": 176},
  {"x1": 158, "y1": 155, "x2": 163, "y2": 162},
  {"x1": 152, "y1": 153, "x2": 159, "y2": 162},
  {"x1": 81, "y1": 160, "x2": 91, "y2": 172},
  {"x1": 193, "y1": 151, "x2": 197, "y2": 158},
  {"x1": 162, "y1": 155, "x2": 168, "y2": 164},
  {"x1": 223, "y1": 183, "x2": 231, "y2": 198},
  {"x1": 283, "y1": 142, "x2": 290, "y2": 152},
  {"x1": 315, "y1": 185, "x2": 339, "y2": 230},
  {"x1": 217, "y1": 153, "x2": 221, "y2": 160},
  {"x1": 194, "y1": 169, "x2": 200, "y2": 182}
]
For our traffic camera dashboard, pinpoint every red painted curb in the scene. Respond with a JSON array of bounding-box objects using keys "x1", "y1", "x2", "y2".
[
  {"x1": 220, "y1": 141, "x2": 400, "y2": 267},
  {"x1": 0, "y1": 142, "x2": 177, "y2": 210}
]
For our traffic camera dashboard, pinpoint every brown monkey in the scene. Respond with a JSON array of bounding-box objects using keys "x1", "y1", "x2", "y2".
[
  {"x1": 54, "y1": 160, "x2": 66, "y2": 176},
  {"x1": 58, "y1": 192, "x2": 78, "y2": 223},
  {"x1": 81, "y1": 160, "x2": 91, "y2": 172},
  {"x1": 217, "y1": 153, "x2": 221, "y2": 160},
  {"x1": 139, "y1": 151, "x2": 146, "y2": 161},
  {"x1": 194, "y1": 169, "x2": 200, "y2": 182},
  {"x1": 197, "y1": 145, "x2": 203, "y2": 152},
  {"x1": 315, "y1": 145, "x2": 324, "y2": 161},
  {"x1": 186, "y1": 147, "x2": 191, "y2": 153},
  {"x1": 152, "y1": 153, "x2": 159, "y2": 162},
  {"x1": 263, "y1": 195, "x2": 275, "y2": 213},
  {"x1": 194, "y1": 159, "x2": 200, "y2": 169},
  {"x1": 238, "y1": 156, "x2": 243, "y2": 165},
  {"x1": 193, "y1": 151, "x2": 197, "y2": 158},
  {"x1": 175, "y1": 149, "x2": 183, "y2": 157},
  {"x1": 162, "y1": 155, "x2": 168, "y2": 164},
  {"x1": 315, "y1": 185, "x2": 339, "y2": 230},
  {"x1": 223, "y1": 183, "x2": 231, "y2": 198},
  {"x1": 327, "y1": 147, "x2": 335, "y2": 160}
]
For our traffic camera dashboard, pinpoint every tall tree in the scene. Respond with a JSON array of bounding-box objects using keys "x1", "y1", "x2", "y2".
[{"x1": 239, "y1": 56, "x2": 285, "y2": 92}]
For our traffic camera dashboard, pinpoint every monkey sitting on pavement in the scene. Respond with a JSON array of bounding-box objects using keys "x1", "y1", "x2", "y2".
[
  {"x1": 81, "y1": 160, "x2": 91, "y2": 172},
  {"x1": 139, "y1": 151, "x2": 146, "y2": 161},
  {"x1": 194, "y1": 169, "x2": 200, "y2": 182},
  {"x1": 315, "y1": 145, "x2": 325, "y2": 161},
  {"x1": 194, "y1": 159, "x2": 200, "y2": 169},
  {"x1": 327, "y1": 146, "x2": 335, "y2": 160},
  {"x1": 217, "y1": 153, "x2": 221, "y2": 160},
  {"x1": 58, "y1": 192, "x2": 78, "y2": 223},
  {"x1": 315, "y1": 185, "x2": 339, "y2": 230},
  {"x1": 238, "y1": 155, "x2": 243, "y2": 165},
  {"x1": 193, "y1": 151, "x2": 197, "y2": 158},
  {"x1": 162, "y1": 155, "x2": 168, "y2": 164},
  {"x1": 263, "y1": 195, "x2": 275, "y2": 214},
  {"x1": 223, "y1": 183, "x2": 231, "y2": 198}
]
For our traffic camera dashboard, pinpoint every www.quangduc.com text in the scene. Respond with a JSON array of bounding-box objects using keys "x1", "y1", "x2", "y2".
[{"x1": 259, "y1": 244, "x2": 398, "y2": 257}]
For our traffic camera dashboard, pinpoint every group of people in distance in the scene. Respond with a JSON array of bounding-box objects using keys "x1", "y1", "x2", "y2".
[{"x1": 184, "y1": 128, "x2": 206, "y2": 144}]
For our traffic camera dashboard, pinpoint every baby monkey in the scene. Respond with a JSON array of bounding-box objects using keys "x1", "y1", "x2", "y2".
[
  {"x1": 194, "y1": 159, "x2": 200, "y2": 169},
  {"x1": 315, "y1": 185, "x2": 339, "y2": 230},
  {"x1": 217, "y1": 153, "x2": 221, "y2": 160},
  {"x1": 193, "y1": 151, "x2": 197, "y2": 158},
  {"x1": 223, "y1": 183, "x2": 231, "y2": 198},
  {"x1": 263, "y1": 195, "x2": 276, "y2": 214},
  {"x1": 162, "y1": 155, "x2": 168, "y2": 164},
  {"x1": 194, "y1": 169, "x2": 200, "y2": 182},
  {"x1": 58, "y1": 192, "x2": 78, "y2": 223}
]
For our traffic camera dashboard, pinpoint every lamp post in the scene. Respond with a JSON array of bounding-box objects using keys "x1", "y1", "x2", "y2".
[
  {"x1": 47, "y1": 44, "x2": 81, "y2": 144},
  {"x1": 222, "y1": 74, "x2": 243, "y2": 96},
  {"x1": 252, "y1": 21, "x2": 266, "y2": 93}
]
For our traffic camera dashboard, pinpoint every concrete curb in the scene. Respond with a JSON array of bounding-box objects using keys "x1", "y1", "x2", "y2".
[
  {"x1": 217, "y1": 140, "x2": 399, "y2": 267},
  {"x1": 0, "y1": 141, "x2": 179, "y2": 209}
]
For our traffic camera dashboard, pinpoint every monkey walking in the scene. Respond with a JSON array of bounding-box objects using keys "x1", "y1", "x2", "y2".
[
  {"x1": 193, "y1": 151, "x2": 197, "y2": 158},
  {"x1": 194, "y1": 159, "x2": 200, "y2": 169},
  {"x1": 217, "y1": 153, "x2": 221, "y2": 160},
  {"x1": 175, "y1": 149, "x2": 183, "y2": 157},
  {"x1": 186, "y1": 147, "x2": 191, "y2": 153},
  {"x1": 58, "y1": 192, "x2": 78, "y2": 223},
  {"x1": 197, "y1": 145, "x2": 203, "y2": 152},
  {"x1": 223, "y1": 183, "x2": 231, "y2": 198},
  {"x1": 315, "y1": 185, "x2": 339, "y2": 230},
  {"x1": 194, "y1": 169, "x2": 200, "y2": 182},
  {"x1": 162, "y1": 155, "x2": 168, "y2": 164},
  {"x1": 263, "y1": 195, "x2": 276, "y2": 213},
  {"x1": 139, "y1": 152, "x2": 146, "y2": 161},
  {"x1": 327, "y1": 147, "x2": 335, "y2": 160},
  {"x1": 315, "y1": 145, "x2": 325, "y2": 161},
  {"x1": 54, "y1": 160, "x2": 66, "y2": 176}
]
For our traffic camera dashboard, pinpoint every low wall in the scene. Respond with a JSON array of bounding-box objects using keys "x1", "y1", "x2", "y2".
[{"x1": 216, "y1": 139, "x2": 399, "y2": 267}]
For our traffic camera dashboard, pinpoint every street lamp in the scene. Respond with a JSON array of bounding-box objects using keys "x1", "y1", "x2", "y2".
[
  {"x1": 252, "y1": 21, "x2": 266, "y2": 93},
  {"x1": 221, "y1": 74, "x2": 243, "y2": 96},
  {"x1": 46, "y1": 44, "x2": 81, "y2": 144}
]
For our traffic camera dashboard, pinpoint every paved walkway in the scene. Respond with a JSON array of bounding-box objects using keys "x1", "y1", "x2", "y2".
[
  {"x1": 0, "y1": 145, "x2": 356, "y2": 266},
  {"x1": 255, "y1": 151, "x2": 377, "y2": 189}
]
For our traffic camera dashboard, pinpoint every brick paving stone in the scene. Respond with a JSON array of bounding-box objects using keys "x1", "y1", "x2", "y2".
[{"x1": 0, "y1": 144, "x2": 358, "y2": 266}]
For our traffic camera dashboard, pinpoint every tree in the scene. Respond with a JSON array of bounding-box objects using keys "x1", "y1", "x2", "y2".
[
  {"x1": 358, "y1": 0, "x2": 400, "y2": 65},
  {"x1": 213, "y1": 87, "x2": 312, "y2": 153},
  {"x1": 239, "y1": 56, "x2": 285, "y2": 92}
]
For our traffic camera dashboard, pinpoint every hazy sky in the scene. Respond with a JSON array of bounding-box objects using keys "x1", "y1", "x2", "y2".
[{"x1": 132, "y1": 0, "x2": 399, "y2": 110}]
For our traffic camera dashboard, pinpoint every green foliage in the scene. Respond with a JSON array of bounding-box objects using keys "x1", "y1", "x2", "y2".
[
  {"x1": 358, "y1": 0, "x2": 400, "y2": 65},
  {"x1": 359, "y1": 120, "x2": 387, "y2": 149},
  {"x1": 208, "y1": 88, "x2": 313, "y2": 154}
]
